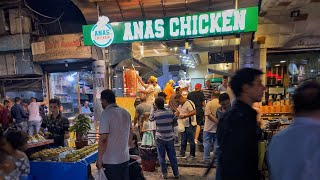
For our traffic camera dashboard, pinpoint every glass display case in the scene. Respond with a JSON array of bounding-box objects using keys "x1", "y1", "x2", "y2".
[{"x1": 49, "y1": 72, "x2": 80, "y2": 119}]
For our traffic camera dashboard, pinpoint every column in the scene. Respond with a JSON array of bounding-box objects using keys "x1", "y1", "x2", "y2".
[{"x1": 92, "y1": 47, "x2": 108, "y2": 132}]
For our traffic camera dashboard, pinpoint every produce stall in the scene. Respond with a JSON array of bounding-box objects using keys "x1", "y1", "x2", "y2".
[
  {"x1": 28, "y1": 144, "x2": 98, "y2": 180},
  {"x1": 26, "y1": 139, "x2": 54, "y2": 149}
]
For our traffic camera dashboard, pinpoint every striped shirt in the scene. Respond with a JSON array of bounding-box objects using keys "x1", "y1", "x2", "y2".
[
  {"x1": 202, "y1": 88, "x2": 214, "y2": 101},
  {"x1": 150, "y1": 108, "x2": 177, "y2": 141}
]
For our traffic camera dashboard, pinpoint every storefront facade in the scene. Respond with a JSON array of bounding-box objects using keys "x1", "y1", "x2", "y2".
[
  {"x1": 31, "y1": 33, "x2": 102, "y2": 119},
  {"x1": 82, "y1": 6, "x2": 259, "y2": 95}
]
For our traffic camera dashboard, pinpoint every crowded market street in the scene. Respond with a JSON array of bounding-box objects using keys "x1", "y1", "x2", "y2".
[{"x1": 1, "y1": 0, "x2": 320, "y2": 180}]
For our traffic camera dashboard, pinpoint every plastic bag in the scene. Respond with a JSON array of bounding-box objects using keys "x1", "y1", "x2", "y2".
[
  {"x1": 95, "y1": 169, "x2": 108, "y2": 180},
  {"x1": 177, "y1": 119, "x2": 185, "y2": 132}
]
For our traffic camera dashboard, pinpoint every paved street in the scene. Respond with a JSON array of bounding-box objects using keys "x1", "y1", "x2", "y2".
[{"x1": 144, "y1": 167, "x2": 216, "y2": 180}]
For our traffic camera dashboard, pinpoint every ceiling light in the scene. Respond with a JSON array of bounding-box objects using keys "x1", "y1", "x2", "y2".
[
  {"x1": 275, "y1": 64, "x2": 281, "y2": 67},
  {"x1": 170, "y1": 48, "x2": 173, "y2": 51},
  {"x1": 174, "y1": 47, "x2": 178, "y2": 51},
  {"x1": 66, "y1": 76, "x2": 74, "y2": 82},
  {"x1": 280, "y1": 61, "x2": 286, "y2": 63}
]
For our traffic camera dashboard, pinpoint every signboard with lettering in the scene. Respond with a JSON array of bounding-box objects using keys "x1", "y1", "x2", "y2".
[
  {"x1": 83, "y1": 6, "x2": 258, "y2": 46},
  {"x1": 283, "y1": 36, "x2": 320, "y2": 49},
  {"x1": 32, "y1": 33, "x2": 92, "y2": 62}
]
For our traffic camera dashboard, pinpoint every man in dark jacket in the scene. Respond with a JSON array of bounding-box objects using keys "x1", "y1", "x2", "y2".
[
  {"x1": 216, "y1": 68, "x2": 266, "y2": 180},
  {"x1": 11, "y1": 97, "x2": 28, "y2": 132}
]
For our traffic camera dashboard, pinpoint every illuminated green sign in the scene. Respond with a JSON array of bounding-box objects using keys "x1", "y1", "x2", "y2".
[{"x1": 83, "y1": 6, "x2": 258, "y2": 46}]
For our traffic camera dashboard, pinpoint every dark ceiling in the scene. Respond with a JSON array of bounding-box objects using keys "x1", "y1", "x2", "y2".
[{"x1": 71, "y1": 0, "x2": 259, "y2": 24}]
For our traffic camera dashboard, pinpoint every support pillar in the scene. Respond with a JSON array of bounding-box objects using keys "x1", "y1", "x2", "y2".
[
  {"x1": 92, "y1": 47, "x2": 109, "y2": 132},
  {"x1": 239, "y1": 47, "x2": 267, "y2": 103},
  {"x1": 239, "y1": 47, "x2": 267, "y2": 85}
]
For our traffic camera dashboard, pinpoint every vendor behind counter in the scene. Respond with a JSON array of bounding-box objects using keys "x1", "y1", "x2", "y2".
[{"x1": 40, "y1": 99, "x2": 70, "y2": 147}]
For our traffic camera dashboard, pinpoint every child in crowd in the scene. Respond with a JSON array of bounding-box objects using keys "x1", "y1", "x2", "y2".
[
  {"x1": 0, "y1": 130, "x2": 30, "y2": 179},
  {"x1": 140, "y1": 114, "x2": 155, "y2": 146}
]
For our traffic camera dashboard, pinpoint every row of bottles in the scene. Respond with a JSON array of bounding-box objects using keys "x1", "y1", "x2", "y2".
[{"x1": 261, "y1": 93, "x2": 293, "y2": 114}]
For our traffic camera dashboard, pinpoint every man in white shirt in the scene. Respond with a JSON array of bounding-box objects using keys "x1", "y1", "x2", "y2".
[
  {"x1": 174, "y1": 93, "x2": 197, "y2": 159},
  {"x1": 138, "y1": 76, "x2": 161, "y2": 104},
  {"x1": 28, "y1": 97, "x2": 47, "y2": 135},
  {"x1": 218, "y1": 76, "x2": 229, "y2": 93},
  {"x1": 96, "y1": 89, "x2": 132, "y2": 180},
  {"x1": 203, "y1": 90, "x2": 220, "y2": 162}
]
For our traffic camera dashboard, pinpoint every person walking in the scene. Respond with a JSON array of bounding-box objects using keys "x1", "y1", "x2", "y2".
[
  {"x1": 203, "y1": 90, "x2": 220, "y2": 163},
  {"x1": 0, "y1": 100, "x2": 12, "y2": 130},
  {"x1": 133, "y1": 95, "x2": 152, "y2": 139},
  {"x1": 150, "y1": 97, "x2": 180, "y2": 179},
  {"x1": 214, "y1": 93, "x2": 231, "y2": 180},
  {"x1": 168, "y1": 87, "x2": 182, "y2": 113},
  {"x1": 217, "y1": 76, "x2": 229, "y2": 93},
  {"x1": 267, "y1": 81, "x2": 320, "y2": 180},
  {"x1": 216, "y1": 68, "x2": 266, "y2": 180},
  {"x1": 163, "y1": 80, "x2": 175, "y2": 104},
  {"x1": 187, "y1": 83, "x2": 205, "y2": 144},
  {"x1": 11, "y1": 97, "x2": 28, "y2": 132},
  {"x1": 175, "y1": 94, "x2": 197, "y2": 159},
  {"x1": 28, "y1": 97, "x2": 47, "y2": 135},
  {"x1": 202, "y1": 80, "x2": 214, "y2": 102},
  {"x1": 96, "y1": 89, "x2": 132, "y2": 180}
]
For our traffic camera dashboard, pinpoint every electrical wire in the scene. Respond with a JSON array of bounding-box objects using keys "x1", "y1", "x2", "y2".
[
  {"x1": 24, "y1": 0, "x2": 59, "y2": 19},
  {"x1": 38, "y1": 11, "x2": 65, "y2": 25},
  {"x1": 1, "y1": 0, "x2": 22, "y2": 4}
]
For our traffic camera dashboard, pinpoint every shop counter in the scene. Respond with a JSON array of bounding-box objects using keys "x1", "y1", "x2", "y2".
[{"x1": 28, "y1": 151, "x2": 97, "y2": 180}]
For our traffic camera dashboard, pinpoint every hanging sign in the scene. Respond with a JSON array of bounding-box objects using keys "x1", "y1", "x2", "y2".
[
  {"x1": 90, "y1": 16, "x2": 114, "y2": 48},
  {"x1": 83, "y1": 6, "x2": 258, "y2": 46}
]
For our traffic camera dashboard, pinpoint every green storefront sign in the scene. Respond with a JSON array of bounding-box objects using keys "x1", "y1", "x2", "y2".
[{"x1": 83, "y1": 6, "x2": 258, "y2": 46}]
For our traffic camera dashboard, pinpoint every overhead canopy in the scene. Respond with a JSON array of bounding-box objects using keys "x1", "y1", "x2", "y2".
[{"x1": 71, "y1": 0, "x2": 259, "y2": 24}]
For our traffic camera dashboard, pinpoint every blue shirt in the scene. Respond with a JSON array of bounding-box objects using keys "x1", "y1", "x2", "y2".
[
  {"x1": 267, "y1": 117, "x2": 320, "y2": 180},
  {"x1": 81, "y1": 106, "x2": 92, "y2": 114},
  {"x1": 11, "y1": 103, "x2": 28, "y2": 123}
]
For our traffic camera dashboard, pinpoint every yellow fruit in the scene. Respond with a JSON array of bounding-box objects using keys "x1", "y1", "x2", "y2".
[{"x1": 65, "y1": 154, "x2": 74, "y2": 158}]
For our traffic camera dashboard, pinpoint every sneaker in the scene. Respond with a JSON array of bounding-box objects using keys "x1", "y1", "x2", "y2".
[
  {"x1": 188, "y1": 156, "x2": 196, "y2": 160},
  {"x1": 177, "y1": 155, "x2": 187, "y2": 159},
  {"x1": 161, "y1": 174, "x2": 168, "y2": 179},
  {"x1": 203, "y1": 159, "x2": 210, "y2": 164},
  {"x1": 174, "y1": 174, "x2": 181, "y2": 179}
]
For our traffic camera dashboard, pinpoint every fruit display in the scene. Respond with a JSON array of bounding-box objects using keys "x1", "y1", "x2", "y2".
[
  {"x1": 60, "y1": 144, "x2": 98, "y2": 162},
  {"x1": 27, "y1": 134, "x2": 47, "y2": 143},
  {"x1": 29, "y1": 144, "x2": 98, "y2": 162},
  {"x1": 30, "y1": 147, "x2": 73, "y2": 161}
]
